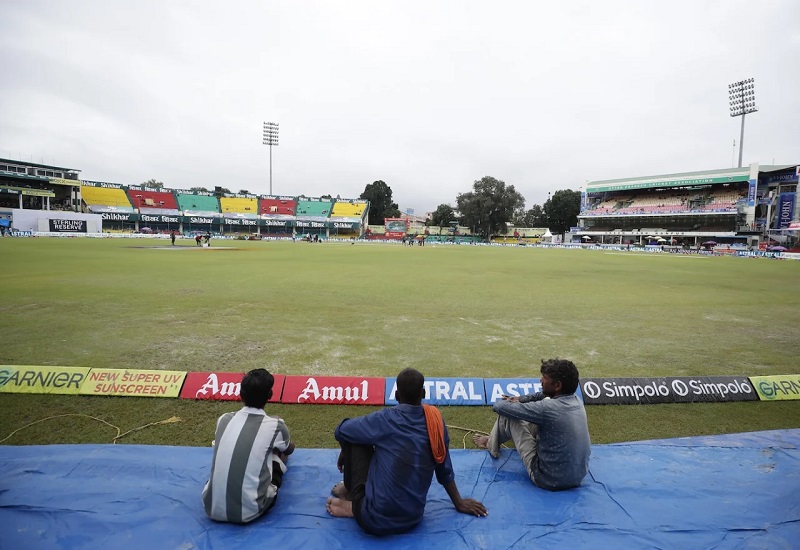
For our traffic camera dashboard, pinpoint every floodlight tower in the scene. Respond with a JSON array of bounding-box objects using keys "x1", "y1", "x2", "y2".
[
  {"x1": 262, "y1": 121, "x2": 279, "y2": 195},
  {"x1": 728, "y1": 78, "x2": 757, "y2": 168}
]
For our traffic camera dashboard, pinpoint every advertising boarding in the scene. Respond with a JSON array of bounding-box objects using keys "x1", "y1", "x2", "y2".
[
  {"x1": 79, "y1": 369, "x2": 187, "y2": 398},
  {"x1": 580, "y1": 376, "x2": 757, "y2": 405},
  {"x1": 384, "y1": 377, "x2": 486, "y2": 405},
  {"x1": 181, "y1": 371, "x2": 285, "y2": 402},
  {"x1": 0, "y1": 365, "x2": 90, "y2": 395},
  {"x1": 281, "y1": 375, "x2": 386, "y2": 405}
]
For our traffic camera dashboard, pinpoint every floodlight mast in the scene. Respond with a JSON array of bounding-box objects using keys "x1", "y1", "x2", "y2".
[
  {"x1": 728, "y1": 78, "x2": 757, "y2": 168},
  {"x1": 262, "y1": 122, "x2": 279, "y2": 195}
]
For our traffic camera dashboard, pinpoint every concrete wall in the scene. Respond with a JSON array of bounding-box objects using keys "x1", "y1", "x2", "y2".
[{"x1": 12, "y1": 209, "x2": 103, "y2": 234}]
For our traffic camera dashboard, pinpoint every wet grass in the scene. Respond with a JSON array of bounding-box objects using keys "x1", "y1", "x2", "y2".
[{"x1": 0, "y1": 237, "x2": 798, "y2": 447}]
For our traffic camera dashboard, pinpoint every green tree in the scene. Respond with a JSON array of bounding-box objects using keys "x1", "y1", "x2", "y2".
[
  {"x1": 544, "y1": 189, "x2": 581, "y2": 235},
  {"x1": 456, "y1": 176, "x2": 525, "y2": 239},
  {"x1": 516, "y1": 204, "x2": 547, "y2": 227},
  {"x1": 142, "y1": 179, "x2": 164, "y2": 189},
  {"x1": 359, "y1": 180, "x2": 401, "y2": 225},
  {"x1": 238, "y1": 189, "x2": 250, "y2": 195},
  {"x1": 430, "y1": 204, "x2": 456, "y2": 229},
  {"x1": 189, "y1": 187, "x2": 209, "y2": 193}
]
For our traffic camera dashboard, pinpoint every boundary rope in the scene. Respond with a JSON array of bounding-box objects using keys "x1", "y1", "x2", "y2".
[{"x1": 0, "y1": 414, "x2": 182, "y2": 445}]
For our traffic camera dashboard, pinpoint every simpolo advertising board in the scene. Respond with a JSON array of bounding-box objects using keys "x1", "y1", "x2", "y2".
[{"x1": 580, "y1": 376, "x2": 758, "y2": 405}]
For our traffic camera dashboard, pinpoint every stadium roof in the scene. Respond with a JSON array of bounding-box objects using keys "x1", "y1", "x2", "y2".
[
  {"x1": 758, "y1": 164, "x2": 798, "y2": 173},
  {"x1": 584, "y1": 164, "x2": 797, "y2": 194},
  {"x1": 0, "y1": 171, "x2": 49, "y2": 183},
  {"x1": 0, "y1": 157, "x2": 80, "y2": 173}
]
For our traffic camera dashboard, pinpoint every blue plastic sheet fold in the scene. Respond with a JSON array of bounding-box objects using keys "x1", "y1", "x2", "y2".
[{"x1": 1, "y1": 429, "x2": 798, "y2": 549}]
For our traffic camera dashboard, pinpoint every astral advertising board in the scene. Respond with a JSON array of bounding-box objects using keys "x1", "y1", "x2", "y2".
[
  {"x1": 181, "y1": 371, "x2": 285, "y2": 403},
  {"x1": 384, "y1": 377, "x2": 486, "y2": 406},
  {"x1": 580, "y1": 376, "x2": 757, "y2": 405},
  {"x1": 281, "y1": 375, "x2": 385, "y2": 405},
  {"x1": 484, "y1": 378, "x2": 541, "y2": 403},
  {"x1": 750, "y1": 375, "x2": 800, "y2": 401},
  {"x1": 79, "y1": 369, "x2": 186, "y2": 398},
  {"x1": 0, "y1": 365, "x2": 90, "y2": 395},
  {"x1": 484, "y1": 378, "x2": 584, "y2": 403}
]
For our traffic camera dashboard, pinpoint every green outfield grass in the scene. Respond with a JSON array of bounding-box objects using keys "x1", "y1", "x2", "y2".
[{"x1": 1, "y1": 237, "x2": 799, "y2": 447}]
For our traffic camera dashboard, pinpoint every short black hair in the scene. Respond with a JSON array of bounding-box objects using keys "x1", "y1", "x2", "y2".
[
  {"x1": 240, "y1": 368, "x2": 274, "y2": 408},
  {"x1": 396, "y1": 368, "x2": 425, "y2": 405},
  {"x1": 540, "y1": 359, "x2": 580, "y2": 395}
]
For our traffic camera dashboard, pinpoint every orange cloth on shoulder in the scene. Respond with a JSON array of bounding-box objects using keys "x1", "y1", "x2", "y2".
[{"x1": 422, "y1": 404, "x2": 446, "y2": 464}]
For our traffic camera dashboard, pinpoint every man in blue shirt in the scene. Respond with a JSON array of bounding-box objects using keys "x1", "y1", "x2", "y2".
[
  {"x1": 326, "y1": 368, "x2": 487, "y2": 535},
  {"x1": 474, "y1": 359, "x2": 591, "y2": 491}
]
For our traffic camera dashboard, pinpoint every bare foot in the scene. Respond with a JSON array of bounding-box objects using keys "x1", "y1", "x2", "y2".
[
  {"x1": 326, "y1": 497, "x2": 354, "y2": 518},
  {"x1": 331, "y1": 481, "x2": 351, "y2": 500},
  {"x1": 473, "y1": 434, "x2": 499, "y2": 458},
  {"x1": 472, "y1": 433, "x2": 489, "y2": 450}
]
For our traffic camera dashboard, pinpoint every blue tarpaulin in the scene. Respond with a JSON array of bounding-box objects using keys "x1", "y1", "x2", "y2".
[{"x1": 1, "y1": 429, "x2": 798, "y2": 549}]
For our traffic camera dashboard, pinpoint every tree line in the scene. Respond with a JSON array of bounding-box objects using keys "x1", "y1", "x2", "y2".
[{"x1": 361, "y1": 176, "x2": 581, "y2": 239}]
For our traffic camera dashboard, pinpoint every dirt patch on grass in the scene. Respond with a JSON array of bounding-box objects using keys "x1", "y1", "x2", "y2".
[{"x1": 127, "y1": 246, "x2": 248, "y2": 251}]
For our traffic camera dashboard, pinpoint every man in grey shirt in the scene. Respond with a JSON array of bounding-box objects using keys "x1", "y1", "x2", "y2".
[{"x1": 474, "y1": 359, "x2": 591, "y2": 490}]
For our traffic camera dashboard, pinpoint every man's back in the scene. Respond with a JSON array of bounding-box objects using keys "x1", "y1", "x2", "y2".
[
  {"x1": 493, "y1": 393, "x2": 590, "y2": 490},
  {"x1": 202, "y1": 407, "x2": 290, "y2": 523},
  {"x1": 335, "y1": 404, "x2": 455, "y2": 535},
  {"x1": 532, "y1": 394, "x2": 591, "y2": 489}
]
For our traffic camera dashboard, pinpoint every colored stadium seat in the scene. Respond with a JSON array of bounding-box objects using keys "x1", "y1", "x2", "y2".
[
  {"x1": 176, "y1": 194, "x2": 220, "y2": 214},
  {"x1": 127, "y1": 190, "x2": 179, "y2": 210},
  {"x1": 295, "y1": 200, "x2": 333, "y2": 218},
  {"x1": 219, "y1": 197, "x2": 258, "y2": 214},
  {"x1": 80, "y1": 186, "x2": 134, "y2": 211}
]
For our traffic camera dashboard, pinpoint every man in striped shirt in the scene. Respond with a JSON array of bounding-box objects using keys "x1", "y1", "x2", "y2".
[{"x1": 202, "y1": 368, "x2": 295, "y2": 523}]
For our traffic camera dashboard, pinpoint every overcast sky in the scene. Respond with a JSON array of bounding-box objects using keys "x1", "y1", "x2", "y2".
[{"x1": 1, "y1": 1, "x2": 798, "y2": 213}]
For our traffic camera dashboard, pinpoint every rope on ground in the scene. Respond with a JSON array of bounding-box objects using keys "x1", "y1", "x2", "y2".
[
  {"x1": 445, "y1": 424, "x2": 508, "y2": 451},
  {"x1": 0, "y1": 414, "x2": 182, "y2": 445}
]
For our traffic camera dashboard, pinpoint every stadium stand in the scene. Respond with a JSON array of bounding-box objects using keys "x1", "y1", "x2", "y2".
[
  {"x1": 293, "y1": 199, "x2": 334, "y2": 237},
  {"x1": 176, "y1": 193, "x2": 220, "y2": 216},
  {"x1": 219, "y1": 197, "x2": 258, "y2": 215},
  {"x1": 330, "y1": 201, "x2": 367, "y2": 219},
  {"x1": 326, "y1": 200, "x2": 367, "y2": 239},
  {"x1": 259, "y1": 197, "x2": 296, "y2": 217},
  {"x1": 572, "y1": 165, "x2": 800, "y2": 247},
  {"x1": 2, "y1": 158, "x2": 369, "y2": 239},
  {"x1": 81, "y1": 185, "x2": 134, "y2": 213},
  {"x1": 295, "y1": 199, "x2": 333, "y2": 218},
  {"x1": 127, "y1": 189, "x2": 179, "y2": 211}
]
